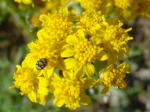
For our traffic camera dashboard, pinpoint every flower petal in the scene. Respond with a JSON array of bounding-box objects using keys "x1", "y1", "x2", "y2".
[
  {"x1": 99, "y1": 51, "x2": 108, "y2": 61},
  {"x1": 66, "y1": 35, "x2": 79, "y2": 45},
  {"x1": 90, "y1": 36, "x2": 102, "y2": 45},
  {"x1": 53, "y1": 99, "x2": 64, "y2": 107},
  {"x1": 101, "y1": 87, "x2": 109, "y2": 94},
  {"x1": 94, "y1": 78, "x2": 103, "y2": 86},
  {"x1": 124, "y1": 45, "x2": 129, "y2": 56},
  {"x1": 64, "y1": 58, "x2": 78, "y2": 69},
  {"x1": 84, "y1": 77, "x2": 96, "y2": 89},
  {"x1": 63, "y1": 69, "x2": 73, "y2": 78},
  {"x1": 37, "y1": 77, "x2": 49, "y2": 95},
  {"x1": 56, "y1": 59, "x2": 66, "y2": 70},
  {"x1": 74, "y1": 65, "x2": 84, "y2": 78},
  {"x1": 108, "y1": 52, "x2": 117, "y2": 64},
  {"x1": 61, "y1": 48, "x2": 74, "y2": 57},
  {"x1": 118, "y1": 50, "x2": 124, "y2": 60},
  {"x1": 44, "y1": 68, "x2": 54, "y2": 79},
  {"x1": 38, "y1": 78, "x2": 48, "y2": 92},
  {"x1": 117, "y1": 62, "x2": 130, "y2": 73},
  {"x1": 39, "y1": 14, "x2": 49, "y2": 23},
  {"x1": 84, "y1": 63, "x2": 95, "y2": 77},
  {"x1": 49, "y1": 83, "x2": 55, "y2": 93},
  {"x1": 80, "y1": 94, "x2": 91, "y2": 105},
  {"x1": 28, "y1": 91, "x2": 37, "y2": 103},
  {"x1": 77, "y1": 29, "x2": 85, "y2": 41},
  {"x1": 118, "y1": 80, "x2": 127, "y2": 89}
]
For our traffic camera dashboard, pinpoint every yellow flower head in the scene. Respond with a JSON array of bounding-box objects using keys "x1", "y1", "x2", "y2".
[
  {"x1": 102, "y1": 22, "x2": 133, "y2": 63},
  {"x1": 51, "y1": 68, "x2": 96, "y2": 110},
  {"x1": 76, "y1": 0, "x2": 113, "y2": 16},
  {"x1": 76, "y1": 9, "x2": 107, "y2": 35},
  {"x1": 115, "y1": 0, "x2": 150, "y2": 20},
  {"x1": 14, "y1": 0, "x2": 32, "y2": 4},
  {"x1": 9, "y1": 65, "x2": 38, "y2": 95},
  {"x1": 10, "y1": 63, "x2": 54, "y2": 104},
  {"x1": 132, "y1": 0, "x2": 150, "y2": 17},
  {"x1": 61, "y1": 30, "x2": 108, "y2": 76},
  {"x1": 96, "y1": 62, "x2": 130, "y2": 94},
  {"x1": 27, "y1": 37, "x2": 64, "y2": 72},
  {"x1": 39, "y1": 8, "x2": 75, "y2": 41},
  {"x1": 114, "y1": 0, "x2": 133, "y2": 9},
  {"x1": 76, "y1": 0, "x2": 102, "y2": 10}
]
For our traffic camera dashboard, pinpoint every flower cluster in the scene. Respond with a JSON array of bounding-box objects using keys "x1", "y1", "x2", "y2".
[
  {"x1": 14, "y1": 0, "x2": 71, "y2": 27},
  {"x1": 10, "y1": 0, "x2": 150, "y2": 110},
  {"x1": 10, "y1": 8, "x2": 133, "y2": 109},
  {"x1": 14, "y1": 0, "x2": 150, "y2": 27},
  {"x1": 75, "y1": 0, "x2": 150, "y2": 20}
]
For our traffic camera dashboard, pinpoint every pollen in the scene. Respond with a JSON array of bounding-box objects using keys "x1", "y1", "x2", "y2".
[{"x1": 74, "y1": 39, "x2": 96, "y2": 65}]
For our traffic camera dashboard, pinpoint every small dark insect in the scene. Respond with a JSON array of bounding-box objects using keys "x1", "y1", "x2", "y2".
[
  {"x1": 36, "y1": 58, "x2": 47, "y2": 70},
  {"x1": 59, "y1": 70, "x2": 63, "y2": 76}
]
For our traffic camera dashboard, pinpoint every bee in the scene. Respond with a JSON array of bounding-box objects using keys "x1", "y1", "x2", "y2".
[{"x1": 36, "y1": 58, "x2": 47, "y2": 70}]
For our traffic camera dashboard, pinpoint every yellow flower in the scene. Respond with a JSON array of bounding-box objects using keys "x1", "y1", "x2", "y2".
[
  {"x1": 96, "y1": 62, "x2": 130, "y2": 94},
  {"x1": 28, "y1": 72, "x2": 54, "y2": 105},
  {"x1": 76, "y1": 0, "x2": 102, "y2": 10},
  {"x1": 51, "y1": 68, "x2": 96, "y2": 110},
  {"x1": 28, "y1": 90, "x2": 52, "y2": 105},
  {"x1": 114, "y1": 0, "x2": 133, "y2": 9},
  {"x1": 76, "y1": 9, "x2": 108, "y2": 35},
  {"x1": 76, "y1": 0, "x2": 113, "y2": 16},
  {"x1": 102, "y1": 22, "x2": 133, "y2": 64},
  {"x1": 14, "y1": 0, "x2": 32, "y2": 4},
  {"x1": 135, "y1": 0, "x2": 150, "y2": 16},
  {"x1": 9, "y1": 65, "x2": 38, "y2": 95},
  {"x1": 39, "y1": 8, "x2": 75, "y2": 41},
  {"x1": 129, "y1": 0, "x2": 150, "y2": 18},
  {"x1": 10, "y1": 63, "x2": 54, "y2": 104},
  {"x1": 115, "y1": 0, "x2": 150, "y2": 20},
  {"x1": 61, "y1": 30, "x2": 108, "y2": 77},
  {"x1": 26, "y1": 37, "x2": 65, "y2": 72},
  {"x1": 10, "y1": 1, "x2": 135, "y2": 108},
  {"x1": 37, "y1": 70, "x2": 55, "y2": 95}
]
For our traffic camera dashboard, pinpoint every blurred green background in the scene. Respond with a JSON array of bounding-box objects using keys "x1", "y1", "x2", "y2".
[{"x1": 0, "y1": 0, "x2": 150, "y2": 112}]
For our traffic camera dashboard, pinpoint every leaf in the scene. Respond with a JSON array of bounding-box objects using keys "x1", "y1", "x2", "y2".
[{"x1": 94, "y1": 60, "x2": 107, "y2": 75}]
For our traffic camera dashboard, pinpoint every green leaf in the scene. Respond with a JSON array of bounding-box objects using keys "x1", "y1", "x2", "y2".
[{"x1": 94, "y1": 60, "x2": 107, "y2": 76}]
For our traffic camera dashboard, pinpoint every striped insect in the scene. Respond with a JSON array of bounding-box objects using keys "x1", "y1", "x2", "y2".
[{"x1": 36, "y1": 58, "x2": 47, "y2": 70}]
